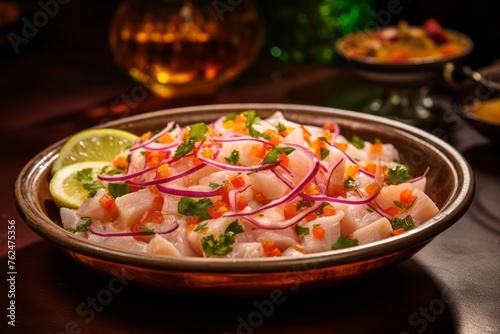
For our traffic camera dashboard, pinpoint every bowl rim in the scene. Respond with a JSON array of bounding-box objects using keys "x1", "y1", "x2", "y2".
[
  {"x1": 15, "y1": 103, "x2": 475, "y2": 273},
  {"x1": 335, "y1": 26, "x2": 474, "y2": 67}
]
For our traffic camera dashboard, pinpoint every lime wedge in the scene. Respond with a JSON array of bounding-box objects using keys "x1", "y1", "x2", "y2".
[
  {"x1": 51, "y1": 128, "x2": 137, "y2": 175},
  {"x1": 50, "y1": 161, "x2": 111, "y2": 209}
]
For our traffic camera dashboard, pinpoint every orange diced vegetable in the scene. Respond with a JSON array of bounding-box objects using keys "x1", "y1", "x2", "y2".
[
  {"x1": 303, "y1": 182, "x2": 321, "y2": 196},
  {"x1": 322, "y1": 204, "x2": 335, "y2": 216},
  {"x1": 283, "y1": 203, "x2": 298, "y2": 220},
  {"x1": 279, "y1": 152, "x2": 289, "y2": 167},
  {"x1": 140, "y1": 131, "x2": 151, "y2": 142},
  {"x1": 384, "y1": 206, "x2": 399, "y2": 217},
  {"x1": 237, "y1": 195, "x2": 247, "y2": 211},
  {"x1": 113, "y1": 156, "x2": 128, "y2": 170},
  {"x1": 312, "y1": 225, "x2": 326, "y2": 240},
  {"x1": 305, "y1": 212, "x2": 317, "y2": 222},
  {"x1": 99, "y1": 193, "x2": 116, "y2": 211},
  {"x1": 230, "y1": 176, "x2": 245, "y2": 188},
  {"x1": 400, "y1": 189, "x2": 417, "y2": 205},
  {"x1": 334, "y1": 142, "x2": 347, "y2": 152},
  {"x1": 370, "y1": 143, "x2": 383, "y2": 155},
  {"x1": 156, "y1": 163, "x2": 171, "y2": 179},
  {"x1": 392, "y1": 228, "x2": 405, "y2": 236},
  {"x1": 159, "y1": 133, "x2": 174, "y2": 144},
  {"x1": 365, "y1": 182, "x2": 381, "y2": 196},
  {"x1": 262, "y1": 241, "x2": 282, "y2": 257},
  {"x1": 346, "y1": 165, "x2": 359, "y2": 179},
  {"x1": 250, "y1": 144, "x2": 267, "y2": 159}
]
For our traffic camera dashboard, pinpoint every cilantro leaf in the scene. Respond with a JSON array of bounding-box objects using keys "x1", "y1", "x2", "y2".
[
  {"x1": 66, "y1": 218, "x2": 93, "y2": 234},
  {"x1": 331, "y1": 234, "x2": 359, "y2": 250},
  {"x1": 74, "y1": 168, "x2": 105, "y2": 197},
  {"x1": 225, "y1": 150, "x2": 240, "y2": 165},
  {"x1": 244, "y1": 110, "x2": 271, "y2": 140},
  {"x1": 262, "y1": 146, "x2": 295, "y2": 165},
  {"x1": 177, "y1": 197, "x2": 214, "y2": 220},
  {"x1": 350, "y1": 135, "x2": 365, "y2": 149},
  {"x1": 387, "y1": 165, "x2": 412, "y2": 185},
  {"x1": 108, "y1": 183, "x2": 130, "y2": 198},
  {"x1": 189, "y1": 123, "x2": 208, "y2": 141},
  {"x1": 344, "y1": 176, "x2": 358, "y2": 189},
  {"x1": 320, "y1": 147, "x2": 330, "y2": 160},
  {"x1": 393, "y1": 200, "x2": 414, "y2": 210},
  {"x1": 201, "y1": 220, "x2": 244, "y2": 257},
  {"x1": 390, "y1": 215, "x2": 415, "y2": 231},
  {"x1": 295, "y1": 225, "x2": 310, "y2": 238},
  {"x1": 276, "y1": 122, "x2": 287, "y2": 132},
  {"x1": 194, "y1": 222, "x2": 208, "y2": 232},
  {"x1": 173, "y1": 136, "x2": 195, "y2": 158},
  {"x1": 209, "y1": 181, "x2": 226, "y2": 189}
]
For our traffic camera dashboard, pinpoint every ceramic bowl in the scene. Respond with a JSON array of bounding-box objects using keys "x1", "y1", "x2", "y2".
[{"x1": 15, "y1": 103, "x2": 475, "y2": 295}]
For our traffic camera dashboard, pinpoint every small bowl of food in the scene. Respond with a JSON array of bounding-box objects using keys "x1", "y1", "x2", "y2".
[
  {"x1": 456, "y1": 62, "x2": 500, "y2": 142},
  {"x1": 335, "y1": 19, "x2": 473, "y2": 124},
  {"x1": 15, "y1": 103, "x2": 474, "y2": 295}
]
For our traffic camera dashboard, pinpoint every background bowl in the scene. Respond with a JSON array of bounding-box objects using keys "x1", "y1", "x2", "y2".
[
  {"x1": 455, "y1": 61, "x2": 500, "y2": 142},
  {"x1": 15, "y1": 103, "x2": 475, "y2": 295}
]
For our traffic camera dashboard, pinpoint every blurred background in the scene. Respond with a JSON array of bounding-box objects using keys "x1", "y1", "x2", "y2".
[{"x1": 1, "y1": 0, "x2": 500, "y2": 131}]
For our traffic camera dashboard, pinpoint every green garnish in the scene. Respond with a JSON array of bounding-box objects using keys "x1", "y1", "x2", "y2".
[
  {"x1": 295, "y1": 225, "x2": 310, "y2": 238},
  {"x1": 393, "y1": 200, "x2": 414, "y2": 210},
  {"x1": 350, "y1": 135, "x2": 365, "y2": 149},
  {"x1": 320, "y1": 147, "x2": 330, "y2": 160},
  {"x1": 66, "y1": 217, "x2": 93, "y2": 234},
  {"x1": 201, "y1": 220, "x2": 244, "y2": 257},
  {"x1": 244, "y1": 110, "x2": 272, "y2": 140},
  {"x1": 173, "y1": 136, "x2": 195, "y2": 158},
  {"x1": 209, "y1": 181, "x2": 226, "y2": 189},
  {"x1": 331, "y1": 235, "x2": 359, "y2": 249},
  {"x1": 262, "y1": 146, "x2": 295, "y2": 165},
  {"x1": 225, "y1": 150, "x2": 240, "y2": 165},
  {"x1": 387, "y1": 165, "x2": 412, "y2": 185},
  {"x1": 344, "y1": 176, "x2": 358, "y2": 189},
  {"x1": 74, "y1": 168, "x2": 105, "y2": 197},
  {"x1": 108, "y1": 183, "x2": 130, "y2": 198},
  {"x1": 276, "y1": 122, "x2": 287, "y2": 132},
  {"x1": 390, "y1": 215, "x2": 415, "y2": 231},
  {"x1": 177, "y1": 197, "x2": 214, "y2": 220},
  {"x1": 297, "y1": 199, "x2": 314, "y2": 210},
  {"x1": 194, "y1": 222, "x2": 208, "y2": 232},
  {"x1": 173, "y1": 122, "x2": 208, "y2": 158},
  {"x1": 139, "y1": 226, "x2": 155, "y2": 233}
]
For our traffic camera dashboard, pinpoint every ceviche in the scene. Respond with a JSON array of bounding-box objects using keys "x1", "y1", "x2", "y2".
[
  {"x1": 338, "y1": 19, "x2": 470, "y2": 62},
  {"x1": 58, "y1": 111, "x2": 439, "y2": 258}
]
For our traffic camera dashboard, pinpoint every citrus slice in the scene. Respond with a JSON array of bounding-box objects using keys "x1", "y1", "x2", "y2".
[
  {"x1": 51, "y1": 128, "x2": 137, "y2": 175},
  {"x1": 50, "y1": 161, "x2": 111, "y2": 209}
]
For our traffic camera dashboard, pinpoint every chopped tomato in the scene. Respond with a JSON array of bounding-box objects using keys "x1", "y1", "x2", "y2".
[
  {"x1": 186, "y1": 216, "x2": 202, "y2": 226},
  {"x1": 112, "y1": 156, "x2": 128, "y2": 170},
  {"x1": 328, "y1": 184, "x2": 346, "y2": 198},
  {"x1": 322, "y1": 204, "x2": 335, "y2": 216},
  {"x1": 159, "y1": 133, "x2": 174, "y2": 144},
  {"x1": 300, "y1": 125, "x2": 311, "y2": 145},
  {"x1": 219, "y1": 183, "x2": 230, "y2": 206},
  {"x1": 303, "y1": 182, "x2": 321, "y2": 196},
  {"x1": 140, "y1": 131, "x2": 151, "y2": 142},
  {"x1": 322, "y1": 122, "x2": 336, "y2": 132},
  {"x1": 305, "y1": 212, "x2": 317, "y2": 222},
  {"x1": 156, "y1": 163, "x2": 171, "y2": 179},
  {"x1": 370, "y1": 143, "x2": 383, "y2": 155},
  {"x1": 250, "y1": 144, "x2": 267, "y2": 159},
  {"x1": 400, "y1": 189, "x2": 417, "y2": 205},
  {"x1": 283, "y1": 203, "x2": 298, "y2": 220},
  {"x1": 365, "y1": 182, "x2": 381, "y2": 197},
  {"x1": 279, "y1": 152, "x2": 289, "y2": 167},
  {"x1": 140, "y1": 210, "x2": 164, "y2": 225},
  {"x1": 254, "y1": 191, "x2": 268, "y2": 203},
  {"x1": 236, "y1": 195, "x2": 247, "y2": 211},
  {"x1": 230, "y1": 176, "x2": 245, "y2": 188},
  {"x1": 334, "y1": 142, "x2": 347, "y2": 152},
  {"x1": 384, "y1": 206, "x2": 399, "y2": 217},
  {"x1": 392, "y1": 227, "x2": 405, "y2": 236},
  {"x1": 346, "y1": 165, "x2": 359, "y2": 179},
  {"x1": 268, "y1": 133, "x2": 281, "y2": 146},
  {"x1": 99, "y1": 193, "x2": 116, "y2": 211},
  {"x1": 145, "y1": 151, "x2": 169, "y2": 168},
  {"x1": 262, "y1": 241, "x2": 282, "y2": 257},
  {"x1": 312, "y1": 225, "x2": 326, "y2": 240}
]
